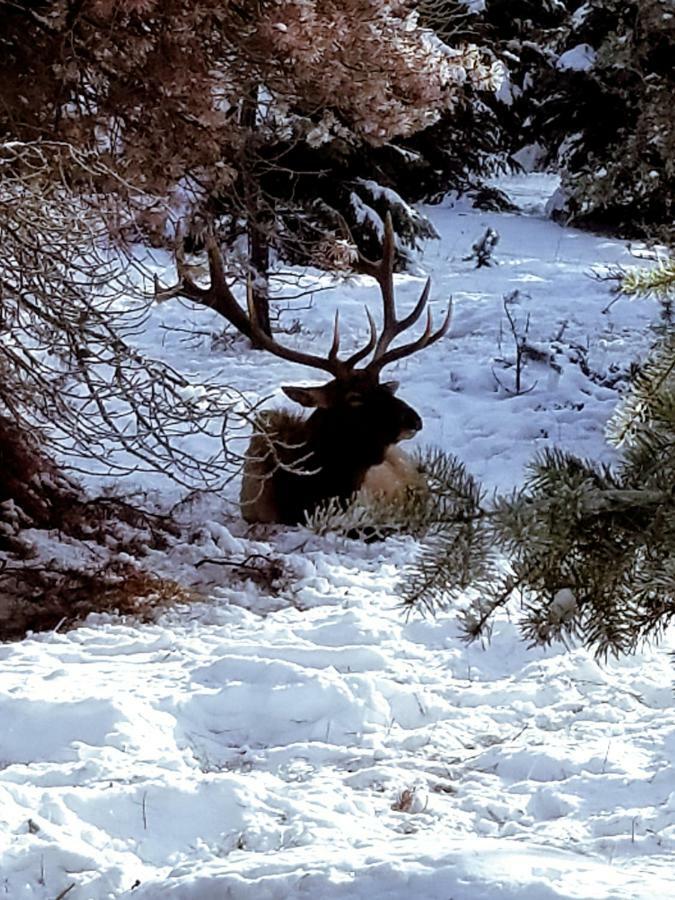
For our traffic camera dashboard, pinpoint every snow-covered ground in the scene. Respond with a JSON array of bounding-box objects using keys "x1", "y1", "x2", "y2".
[{"x1": 2, "y1": 175, "x2": 674, "y2": 899}]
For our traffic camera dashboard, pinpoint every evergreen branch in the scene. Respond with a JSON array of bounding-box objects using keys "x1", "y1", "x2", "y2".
[
  {"x1": 457, "y1": 567, "x2": 534, "y2": 643},
  {"x1": 620, "y1": 257, "x2": 675, "y2": 299},
  {"x1": 397, "y1": 436, "x2": 675, "y2": 659},
  {"x1": 607, "y1": 332, "x2": 675, "y2": 447}
]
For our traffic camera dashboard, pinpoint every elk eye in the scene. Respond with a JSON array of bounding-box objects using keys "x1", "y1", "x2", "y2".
[{"x1": 345, "y1": 392, "x2": 365, "y2": 407}]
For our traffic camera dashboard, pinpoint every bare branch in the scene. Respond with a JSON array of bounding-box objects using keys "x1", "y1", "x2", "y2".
[{"x1": 0, "y1": 141, "x2": 252, "y2": 489}]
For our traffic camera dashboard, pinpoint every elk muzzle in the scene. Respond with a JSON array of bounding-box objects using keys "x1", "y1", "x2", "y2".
[{"x1": 397, "y1": 406, "x2": 423, "y2": 441}]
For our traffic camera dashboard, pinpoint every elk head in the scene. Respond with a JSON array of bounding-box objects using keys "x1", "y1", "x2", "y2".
[
  {"x1": 157, "y1": 215, "x2": 451, "y2": 524},
  {"x1": 281, "y1": 370, "x2": 422, "y2": 470}
]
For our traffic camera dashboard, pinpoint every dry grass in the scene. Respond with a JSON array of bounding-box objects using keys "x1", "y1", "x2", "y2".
[{"x1": 0, "y1": 565, "x2": 194, "y2": 642}]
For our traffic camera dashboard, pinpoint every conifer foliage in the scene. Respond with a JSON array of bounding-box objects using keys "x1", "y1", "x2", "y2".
[
  {"x1": 0, "y1": 0, "x2": 500, "y2": 260},
  {"x1": 551, "y1": 0, "x2": 675, "y2": 243},
  {"x1": 437, "y1": 0, "x2": 675, "y2": 242},
  {"x1": 400, "y1": 434, "x2": 674, "y2": 658},
  {"x1": 400, "y1": 263, "x2": 675, "y2": 658}
]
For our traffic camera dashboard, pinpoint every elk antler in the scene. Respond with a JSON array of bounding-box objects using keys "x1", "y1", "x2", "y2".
[
  {"x1": 155, "y1": 216, "x2": 449, "y2": 381},
  {"x1": 354, "y1": 213, "x2": 452, "y2": 375},
  {"x1": 155, "y1": 232, "x2": 377, "y2": 378}
]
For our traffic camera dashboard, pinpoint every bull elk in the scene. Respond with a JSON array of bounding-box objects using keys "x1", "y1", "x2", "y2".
[{"x1": 157, "y1": 216, "x2": 451, "y2": 525}]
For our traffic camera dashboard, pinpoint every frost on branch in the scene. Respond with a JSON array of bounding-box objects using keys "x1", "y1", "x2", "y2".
[
  {"x1": 256, "y1": 2, "x2": 501, "y2": 143},
  {"x1": 0, "y1": 0, "x2": 504, "y2": 264}
]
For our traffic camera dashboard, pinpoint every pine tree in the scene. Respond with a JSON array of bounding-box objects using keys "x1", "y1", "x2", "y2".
[
  {"x1": 546, "y1": 0, "x2": 675, "y2": 243},
  {"x1": 0, "y1": 0, "x2": 502, "y2": 313}
]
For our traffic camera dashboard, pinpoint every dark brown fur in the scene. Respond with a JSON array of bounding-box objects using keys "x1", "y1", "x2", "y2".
[{"x1": 240, "y1": 378, "x2": 423, "y2": 525}]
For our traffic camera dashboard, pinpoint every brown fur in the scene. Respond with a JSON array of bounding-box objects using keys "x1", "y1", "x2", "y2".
[
  {"x1": 240, "y1": 411, "x2": 424, "y2": 524},
  {"x1": 240, "y1": 410, "x2": 309, "y2": 523}
]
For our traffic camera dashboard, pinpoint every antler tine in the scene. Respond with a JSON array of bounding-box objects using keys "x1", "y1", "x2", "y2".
[
  {"x1": 345, "y1": 306, "x2": 378, "y2": 368},
  {"x1": 350, "y1": 211, "x2": 450, "y2": 375},
  {"x1": 371, "y1": 212, "x2": 399, "y2": 357},
  {"x1": 355, "y1": 214, "x2": 436, "y2": 370},
  {"x1": 397, "y1": 277, "x2": 432, "y2": 333},
  {"x1": 368, "y1": 298, "x2": 453, "y2": 374},
  {"x1": 351, "y1": 213, "x2": 396, "y2": 319},
  {"x1": 328, "y1": 311, "x2": 341, "y2": 363}
]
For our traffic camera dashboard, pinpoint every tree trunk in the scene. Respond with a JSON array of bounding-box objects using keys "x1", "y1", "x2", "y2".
[
  {"x1": 241, "y1": 87, "x2": 272, "y2": 346},
  {"x1": 247, "y1": 218, "x2": 271, "y2": 341}
]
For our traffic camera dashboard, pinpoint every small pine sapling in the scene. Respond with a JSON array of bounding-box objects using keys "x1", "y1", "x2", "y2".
[{"x1": 492, "y1": 291, "x2": 561, "y2": 395}]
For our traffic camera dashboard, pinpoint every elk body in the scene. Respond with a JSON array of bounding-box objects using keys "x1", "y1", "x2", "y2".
[
  {"x1": 158, "y1": 216, "x2": 450, "y2": 525},
  {"x1": 240, "y1": 381, "x2": 426, "y2": 524}
]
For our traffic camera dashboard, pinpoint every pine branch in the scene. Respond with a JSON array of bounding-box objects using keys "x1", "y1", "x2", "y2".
[
  {"x1": 607, "y1": 331, "x2": 675, "y2": 448},
  {"x1": 620, "y1": 258, "x2": 675, "y2": 299},
  {"x1": 398, "y1": 444, "x2": 675, "y2": 659}
]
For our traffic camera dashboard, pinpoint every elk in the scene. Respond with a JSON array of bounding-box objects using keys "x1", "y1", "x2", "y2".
[{"x1": 157, "y1": 216, "x2": 451, "y2": 525}]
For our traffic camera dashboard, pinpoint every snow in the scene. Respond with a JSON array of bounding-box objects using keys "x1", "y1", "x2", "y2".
[
  {"x1": 2, "y1": 175, "x2": 674, "y2": 899},
  {"x1": 460, "y1": 0, "x2": 487, "y2": 12},
  {"x1": 571, "y1": 4, "x2": 592, "y2": 30},
  {"x1": 511, "y1": 143, "x2": 547, "y2": 173},
  {"x1": 556, "y1": 44, "x2": 597, "y2": 72}
]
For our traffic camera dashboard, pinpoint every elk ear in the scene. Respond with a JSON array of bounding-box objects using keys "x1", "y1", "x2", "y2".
[
  {"x1": 382, "y1": 380, "x2": 400, "y2": 395},
  {"x1": 282, "y1": 385, "x2": 331, "y2": 408}
]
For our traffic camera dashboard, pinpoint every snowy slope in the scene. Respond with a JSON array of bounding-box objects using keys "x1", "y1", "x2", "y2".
[{"x1": 2, "y1": 175, "x2": 674, "y2": 900}]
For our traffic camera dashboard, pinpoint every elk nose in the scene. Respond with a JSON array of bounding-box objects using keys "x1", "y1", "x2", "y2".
[{"x1": 399, "y1": 408, "x2": 422, "y2": 440}]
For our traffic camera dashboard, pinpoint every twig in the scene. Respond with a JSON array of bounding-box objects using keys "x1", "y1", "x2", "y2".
[{"x1": 54, "y1": 885, "x2": 76, "y2": 900}]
